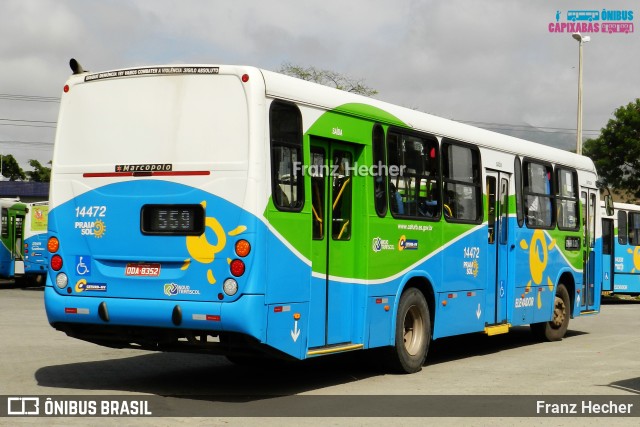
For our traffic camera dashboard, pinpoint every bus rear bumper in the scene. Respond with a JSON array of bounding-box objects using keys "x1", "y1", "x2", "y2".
[{"x1": 44, "y1": 286, "x2": 267, "y2": 349}]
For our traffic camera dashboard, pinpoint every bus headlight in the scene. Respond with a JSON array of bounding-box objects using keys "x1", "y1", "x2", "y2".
[
  {"x1": 223, "y1": 278, "x2": 238, "y2": 296},
  {"x1": 55, "y1": 273, "x2": 68, "y2": 289}
]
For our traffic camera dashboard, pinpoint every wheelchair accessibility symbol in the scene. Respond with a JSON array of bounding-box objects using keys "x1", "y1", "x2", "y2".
[{"x1": 75, "y1": 256, "x2": 91, "y2": 276}]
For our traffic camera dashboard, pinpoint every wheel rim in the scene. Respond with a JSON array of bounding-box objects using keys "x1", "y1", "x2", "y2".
[
  {"x1": 551, "y1": 295, "x2": 566, "y2": 329},
  {"x1": 403, "y1": 304, "x2": 424, "y2": 356}
]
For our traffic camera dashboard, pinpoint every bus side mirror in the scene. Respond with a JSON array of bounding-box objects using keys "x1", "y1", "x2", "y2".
[{"x1": 604, "y1": 195, "x2": 614, "y2": 216}]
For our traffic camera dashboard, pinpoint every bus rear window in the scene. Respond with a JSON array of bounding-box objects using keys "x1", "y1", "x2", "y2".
[{"x1": 55, "y1": 75, "x2": 249, "y2": 168}]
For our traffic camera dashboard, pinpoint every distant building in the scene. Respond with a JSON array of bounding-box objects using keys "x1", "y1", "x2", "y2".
[{"x1": 0, "y1": 181, "x2": 49, "y2": 202}]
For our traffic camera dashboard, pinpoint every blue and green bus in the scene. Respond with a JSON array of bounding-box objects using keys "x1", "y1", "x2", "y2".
[
  {"x1": 0, "y1": 198, "x2": 26, "y2": 281},
  {"x1": 601, "y1": 201, "x2": 640, "y2": 295},
  {"x1": 45, "y1": 61, "x2": 602, "y2": 373}
]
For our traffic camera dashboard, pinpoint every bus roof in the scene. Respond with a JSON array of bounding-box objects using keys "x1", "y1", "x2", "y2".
[
  {"x1": 261, "y1": 69, "x2": 596, "y2": 174},
  {"x1": 64, "y1": 63, "x2": 596, "y2": 174}
]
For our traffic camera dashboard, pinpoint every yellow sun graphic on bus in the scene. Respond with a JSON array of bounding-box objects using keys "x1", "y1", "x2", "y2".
[
  {"x1": 180, "y1": 201, "x2": 247, "y2": 285},
  {"x1": 94, "y1": 219, "x2": 106, "y2": 238},
  {"x1": 626, "y1": 246, "x2": 640, "y2": 272},
  {"x1": 519, "y1": 230, "x2": 556, "y2": 309}
]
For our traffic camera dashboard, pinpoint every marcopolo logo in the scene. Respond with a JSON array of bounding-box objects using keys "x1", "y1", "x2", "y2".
[{"x1": 548, "y1": 9, "x2": 634, "y2": 34}]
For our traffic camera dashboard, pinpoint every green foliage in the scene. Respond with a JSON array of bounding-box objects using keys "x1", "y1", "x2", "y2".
[
  {"x1": 1, "y1": 154, "x2": 26, "y2": 181},
  {"x1": 278, "y1": 62, "x2": 378, "y2": 97},
  {"x1": 583, "y1": 99, "x2": 640, "y2": 201},
  {"x1": 26, "y1": 159, "x2": 51, "y2": 182}
]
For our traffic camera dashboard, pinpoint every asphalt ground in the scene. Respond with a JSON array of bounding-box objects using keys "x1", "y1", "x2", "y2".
[{"x1": 1, "y1": 282, "x2": 639, "y2": 426}]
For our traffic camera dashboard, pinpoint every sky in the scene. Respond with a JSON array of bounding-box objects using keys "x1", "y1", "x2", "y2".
[{"x1": 1, "y1": 0, "x2": 638, "y2": 171}]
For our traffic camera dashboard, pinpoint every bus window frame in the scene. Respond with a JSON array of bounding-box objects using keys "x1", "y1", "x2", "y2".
[
  {"x1": 441, "y1": 138, "x2": 483, "y2": 225},
  {"x1": 269, "y1": 100, "x2": 304, "y2": 213},
  {"x1": 372, "y1": 124, "x2": 387, "y2": 218},
  {"x1": 618, "y1": 210, "x2": 628, "y2": 245},
  {"x1": 554, "y1": 166, "x2": 580, "y2": 232},
  {"x1": 514, "y1": 156, "x2": 524, "y2": 228},
  {"x1": 522, "y1": 158, "x2": 555, "y2": 230},
  {"x1": 386, "y1": 127, "x2": 441, "y2": 221}
]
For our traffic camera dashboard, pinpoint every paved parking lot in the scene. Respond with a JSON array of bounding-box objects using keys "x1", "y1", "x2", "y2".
[{"x1": 1, "y1": 283, "x2": 639, "y2": 425}]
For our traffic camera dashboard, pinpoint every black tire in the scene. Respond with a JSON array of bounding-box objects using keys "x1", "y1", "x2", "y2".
[
  {"x1": 387, "y1": 287, "x2": 431, "y2": 373},
  {"x1": 531, "y1": 283, "x2": 570, "y2": 342}
]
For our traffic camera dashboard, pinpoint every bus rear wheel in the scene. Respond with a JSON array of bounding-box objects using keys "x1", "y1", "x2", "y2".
[
  {"x1": 531, "y1": 283, "x2": 570, "y2": 342},
  {"x1": 388, "y1": 287, "x2": 430, "y2": 374}
]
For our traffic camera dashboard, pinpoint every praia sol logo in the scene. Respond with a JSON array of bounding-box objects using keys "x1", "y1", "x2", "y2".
[{"x1": 549, "y1": 9, "x2": 634, "y2": 34}]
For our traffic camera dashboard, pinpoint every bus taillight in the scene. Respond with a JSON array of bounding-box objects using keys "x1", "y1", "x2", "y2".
[
  {"x1": 51, "y1": 255, "x2": 63, "y2": 271},
  {"x1": 48, "y1": 237, "x2": 60, "y2": 253},
  {"x1": 235, "y1": 240, "x2": 251, "y2": 257},
  {"x1": 230, "y1": 259, "x2": 245, "y2": 277}
]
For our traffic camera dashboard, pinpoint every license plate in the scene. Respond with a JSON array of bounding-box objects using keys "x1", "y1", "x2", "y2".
[{"x1": 125, "y1": 263, "x2": 161, "y2": 277}]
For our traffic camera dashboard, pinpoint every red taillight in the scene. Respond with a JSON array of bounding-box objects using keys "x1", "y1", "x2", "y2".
[
  {"x1": 51, "y1": 254, "x2": 63, "y2": 271},
  {"x1": 63, "y1": 84, "x2": 69, "y2": 93},
  {"x1": 230, "y1": 259, "x2": 245, "y2": 277},
  {"x1": 241, "y1": 74, "x2": 249, "y2": 83},
  {"x1": 47, "y1": 237, "x2": 59, "y2": 253},
  {"x1": 235, "y1": 240, "x2": 251, "y2": 257}
]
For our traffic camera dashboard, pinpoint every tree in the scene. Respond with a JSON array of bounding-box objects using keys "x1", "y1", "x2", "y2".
[
  {"x1": 278, "y1": 62, "x2": 378, "y2": 97},
  {"x1": 583, "y1": 99, "x2": 640, "y2": 201},
  {"x1": 26, "y1": 159, "x2": 51, "y2": 182},
  {"x1": 0, "y1": 154, "x2": 26, "y2": 181}
]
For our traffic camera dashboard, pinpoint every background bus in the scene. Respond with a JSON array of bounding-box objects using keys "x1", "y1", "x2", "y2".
[
  {"x1": 45, "y1": 62, "x2": 601, "y2": 373},
  {"x1": 23, "y1": 201, "x2": 49, "y2": 285},
  {"x1": 0, "y1": 198, "x2": 26, "y2": 282},
  {"x1": 601, "y1": 200, "x2": 640, "y2": 295}
]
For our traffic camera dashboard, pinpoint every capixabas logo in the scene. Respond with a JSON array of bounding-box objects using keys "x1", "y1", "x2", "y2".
[{"x1": 549, "y1": 9, "x2": 634, "y2": 34}]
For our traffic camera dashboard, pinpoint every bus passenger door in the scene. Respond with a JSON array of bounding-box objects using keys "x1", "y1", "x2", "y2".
[
  {"x1": 485, "y1": 170, "x2": 510, "y2": 325},
  {"x1": 3, "y1": 211, "x2": 25, "y2": 277},
  {"x1": 580, "y1": 189, "x2": 598, "y2": 311},
  {"x1": 13, "y1": 214, "x2": 25, "y2": 275},
  {"x1": 601, "y1": 218, "x2": 614, "y2": 293},
  {"x1": 309, "y1": 137, "x2": 358, "y2": 348}
]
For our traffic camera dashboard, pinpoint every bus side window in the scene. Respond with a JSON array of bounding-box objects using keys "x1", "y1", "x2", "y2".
[
  {"x1": 618, "y1": 210, "x2": 628, "y2": 245},
  {"x1": 442, "y1": 140, "x2": 481, "y2": 223},
  {"x1": 629, "y1": 212, "x2": 640, "y2": 246},
  {"x1": 372, "y1": 125, "x2": 387, "y2": 217},
  {"x1": 523, "y1": 160, "x2": 554, "y2": 229},
  {"x1": 269, "y1": 101, "x2": 304, "y2": 211},
  {"x1": 514, "y1": 156, "x2": 524, "y2": 227},
  {"x1": 555, "y1": 168, "x2": 579, "y2": 231},
  {"x1": 386, "y1": 129, "x2": 439, "y2": 220}
]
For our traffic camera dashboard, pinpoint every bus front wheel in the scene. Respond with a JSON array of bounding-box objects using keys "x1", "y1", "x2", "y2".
[
  {"x1": 388, "y1": 287, "x2": 430, "y2": 374},
  {"x1": 531, "y1": 283, "x2": 570, "y2": 342}
]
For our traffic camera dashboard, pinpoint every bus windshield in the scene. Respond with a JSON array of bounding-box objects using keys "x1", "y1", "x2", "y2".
[{"x1": 54, "y1": 74, "x2": 249, "y2": 169}]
